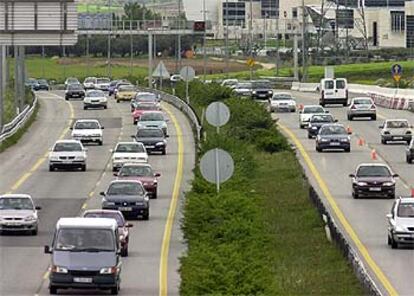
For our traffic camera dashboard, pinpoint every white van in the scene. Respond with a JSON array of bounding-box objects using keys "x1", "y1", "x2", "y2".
[{"x1": 319, "y1": 78, "x2": 348, "y2": 107}]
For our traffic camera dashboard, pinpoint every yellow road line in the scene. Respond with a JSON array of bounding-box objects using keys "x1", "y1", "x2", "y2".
[
  {"x1": 279, "y1": 123, "x2": 398, "y2": 296},
  {"x1": 159, "y1": 105, "x2": 184, "y2": 296},
  {"x1": 11, "y1": 173, "x2": 31, "y2": 191}
]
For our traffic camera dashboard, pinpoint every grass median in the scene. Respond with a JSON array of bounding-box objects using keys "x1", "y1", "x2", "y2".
[{"x1": 177, "y1": 81, "x2": 364, "y2": 295}]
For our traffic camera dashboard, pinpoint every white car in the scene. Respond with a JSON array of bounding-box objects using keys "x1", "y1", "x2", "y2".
[
  {"x1": 380, "y1": 119, "x2": 413, "y2": 144},
  {"x1": 0, "y1": 194, "x2": 41, "y2": 235},
  {"x1": 95, "y1": 77, "x2": 111, "y2": 91},
  {"x1": 221, "y1": 79, "x2": 238, "y2": 87},
  {"x1": 48, "y1": 140, "x2": 88, "y2": 171},
  {"x1": 170, "y1": 74, "x2": 182, "y2": 83},
  {"x1": 299, "y1": 105, "x2": 327, "y2": 129},
  {"x1": 111, "y1": 142, "x2": 148, "y2": 171},
  {"x1": 83, "y1": 77, "x2": 97, "y2": 90},
  {"x1": 387, "y1": 197, "x2": 414, "y2": 249},
  {"x1": 269, "y1": 92, "x2": 296, "y2": 112},
  {"x1": 71, "y1": 119, "x2": 104, "y2": 145},
  {"x1": 83, "y1": 90, "x2": 108, "y2": 110}
]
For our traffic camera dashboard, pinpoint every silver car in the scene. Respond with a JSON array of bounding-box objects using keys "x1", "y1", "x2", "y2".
[
  {"x1": 347, "y1": 97, "x2": 376, "y2": 121},
  {"x1": 387, "y1": 197, "x2": 414, "y2": 249},
  {"x1": 0, "y1": 194, "x2": 41, "y2": 235},
  {"x1": 380, "y1": 119, "x2": 413, "y2": 144}
]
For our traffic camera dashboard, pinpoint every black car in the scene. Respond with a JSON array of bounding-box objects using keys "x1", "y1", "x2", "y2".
[
  {"x1": 349, "y1": 164, "x2": 398, "y2": 199},
  {"x1": 307, "y1": 114, "x2": 336, "y2": 139},
  {"x1": 33, "y1": 79, "x2": 49, "y2": 91},
  {"x1": 132, "y1": 127, "x2": 168, "y2": 155},
  {"x1": 406, "y1": 139, "x2": 414, "y2": 163},
  {"x1": 101, "y1": 180, "x2": 150, "y2": 220},
  {"x1": 315, "y1": 123, "x2": 351, "y2": 152},
  {"x1": 65, "y1": 84, "x2": 85, "y2": 100},
  {"x1": 251, "y1": 80, "x2": 273, "y2": 100}
]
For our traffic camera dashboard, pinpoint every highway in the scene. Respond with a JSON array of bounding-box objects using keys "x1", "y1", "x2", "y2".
[
  {"x1": 0, "y1": 90, "x2": 195, "y2": 295},
  {"x1": 275, "y1": 90, "x2": 414, "y2": 296}
]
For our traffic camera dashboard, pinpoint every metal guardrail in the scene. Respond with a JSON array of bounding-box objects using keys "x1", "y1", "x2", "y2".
[
  {"x1": 308, "y1": 186, "x2": 382, "y2": 296},
  {"x1": 140, "y1": 87, "x2": 202, "y2": 144},
  {"x1": 0, "y1": 94, "x2": 38, "y2": 144}
]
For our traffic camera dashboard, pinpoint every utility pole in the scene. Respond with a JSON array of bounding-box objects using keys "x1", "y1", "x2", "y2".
[
  {"x1": 176, "y1": 0, "x2": 182, "y2": 72},
  {"x1": 129, "y1": 1, "x2": 133, "y2": 76},
  {"x1": 0, "y1": 46, "x2": 5, "y2": 131},
  {"x1": 86, "y1": 34, "x2": 90, "y2": 77},
  {"x1": 202, "y1": 0, "x2": 207, "y2": 81},
  {"x1": 107, "y1": 0, "x2": 112, "y2": 78},
  {"x1": 148, "y1": 33, "x2": 153, "y2": 88},
  {"x1": 225, "y1": 0, "x2": 229, "y2": 76},
  {"x1": 294, "y1": 34, "x2": 299, "y2": 80},
  {"x1": 301, "y1": 0, "x2": 307, "y2": 82},
  {"x1": 41, "y1": 46, "x2": 45, "y2": 78},
  {"x1": 249, "y1": 0, "x2": 253, "y2": 80},
  {"x1": 14, "y1": 46, "x2": 25, "y2": 113}
]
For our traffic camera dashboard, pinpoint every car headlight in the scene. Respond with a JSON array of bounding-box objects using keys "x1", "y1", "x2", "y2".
[
  {"x1": 356, "y1": 182, "x2": 368, "y2": 186},
  {"x1": 49, "y1": 156, "x2": 59, "y2": 161},
  {"x1": 395, "y1": 225, "x2": 406, "y2": 232},
  {"x1": 75, "y1": 156, "x2": 85, "y2": 161},
  {"x1": 72, "y1": 134, "x2": 82, "y2": 137},
  {"x1": 137, "y1": 122, "x2": 143, "y2": 127},
  {"x1": 268, "y1": 90, "x2": 273, "y2": 94},
  {"x1": 383, "y1": 131, "x2": 390, "y2": 135},
  {"x1": 311, "y1": 126, "x2": 317, "y2": 130},
  {"x1": 320, "y1": 138, "x2": 329, "y2": 142},
  {"x1": 252, "y1": 91, "x2": 257, "y2": 94},
  {"x1": 52, "y1": 266, "x2": 68, "y2": 274},
  {"x1": 102, "y1": 198, "x2": 115, "y2": 206},
  {"x1": 113, "y1": 157, "x2": 122, "y2": 161},
  {"x1": 383, "y1": 182, "x2": 395, "y2": 186},
  {"x1": 340, "y1": 138, "x2": 350, "y2": 142},
  {"x1": 406, "y1": 131, "x2": 412, "y2": 135},
  {"x1": 24, "y1": 215, "x2": 37, "y2": 221},
  {"x1": 142, "y1": 182, "x2": 149, "y2": 186},
  {"x1": 100, "y1": 267, "x2": 118, "y2": 274},
  {"x1": 156, "y1": 141, "x2": 165, "y2": 146}
]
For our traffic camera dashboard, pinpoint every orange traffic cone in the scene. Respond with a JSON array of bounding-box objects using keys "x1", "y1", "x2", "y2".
[
  {"x1": 299, "y1": 104, "x2": 304, "y2": 110},
  {"x1": 371, "y1": 149, "x2": 377, "y2": 160},
  {"x1": 347, "y1": 125, "x2": 352, "y2": 134},
  {"x1": 357, "y1": 138, "x2": 365, "y2": 146},
  {"x1": 411, "y1": 188, "x2": 414, "y2": 197}
]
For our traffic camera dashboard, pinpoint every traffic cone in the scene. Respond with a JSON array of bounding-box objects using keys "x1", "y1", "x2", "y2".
[
  {"x1": 411, "y1": 188, "x2": 414, "y2": 197},
  {"x1": 299, "y1": 104, "x2": 304, "y2": 110},
  {"x1": 371, "y1": 149, "x2": 377, "y2": 160},
  {"x1": 357, "y1": 138, "x2": 365, "y2": 146},
  {"x1": 347, "y1": 125, "x2": 352, "y2": 134}
]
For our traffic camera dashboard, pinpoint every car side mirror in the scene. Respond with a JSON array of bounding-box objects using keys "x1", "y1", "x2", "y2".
[
  {"x1": 83, "y1": 148, "x2": 88, "y2": 152},
  {"x1": 325, "y1": 110, "x2": 330, "y2": 113},
  {"x1": 126, "y1": 223, "x2": 133, "y2": 228},
  {"x1": 35, "y1": 206, "x2": 42, "y2": 210},
  {"x1": 298, "y1": 110, "x2": 303, "y2": 114},
  {"x1": 349, "y1": 173, "x2": 355, "y2": 178},
  {"x1": 109, "y1": 149, "x2": 113, "y2": 153},
  {"x1": 393, "y1": 174, "x2": 399, "y2": 178},
  {"x1": 386, "y1": 214, "x2": 393, "y2": 219},
  {"x1": 113, "y1": 173, "x2": 118, "y2": 177},
  {"x1": 100, "y1": 191, "x2": 106, "y2": 196},
  {"x1": 101, "y1": 126, "x2": 105, "y2": 129},
  {"x1": 69, "y1": 127, "x2": 73, "y2": 130},
  {"x1": 166, "y1": 135, "x2": 170, "y2": 138},
  {"x1": 44, "y1": 245, "x2": 52, "y2": 254},
  {"x1": 131, "y1": 135, "x2": 135, "y2": 139},
  {"x1": 348, "y1": 130, "x2": 352, "y2": 135},
  {"x1": 155, "y1": 173, "x2": 161, "y2": 177},
  {"x1": 379, "y1": 125, "x2": 384, "y2": 129},
  {"x1": 334, "y1": 119, "x2": 338, "y2": 122}
]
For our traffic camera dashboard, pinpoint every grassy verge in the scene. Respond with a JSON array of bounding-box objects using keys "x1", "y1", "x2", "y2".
[
  {"x1": 0, "y1": 100, "x2": 39, "y2": 153},
  {"x1": 177, "y1": 81, "x2": 364, "y2": 295}
]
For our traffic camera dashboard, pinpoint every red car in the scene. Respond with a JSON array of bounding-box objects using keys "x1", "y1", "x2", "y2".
[
  {"x1": 82, "y1": 209, "x2": 133, "y2": 257},
  {"x1": 132, "y1": 102, "x2": 160, "y2": 124},
  {"x1": 116, "y1": 163, "x2": 160, "y2": 198}
]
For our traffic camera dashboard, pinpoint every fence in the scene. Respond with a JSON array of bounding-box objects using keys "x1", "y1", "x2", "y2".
[{"x1": 0, "y1": 93, "x2": 38, "y2": 144}]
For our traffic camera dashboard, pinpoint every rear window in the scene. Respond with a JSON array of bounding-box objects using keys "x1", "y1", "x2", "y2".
[
  {"x1": 324, "y1": 80, "x2": 334, "y2": 89},
  {"x1": 354, "y1": 98, "x2": 372, "y2": 105},
  {"x1": 336, "y1": 80, "x2": 346, "y2": 89},
  {"x1": 84, "y1": 212, "x2": 124, "y2": 226},
  {"x1": 303, "y1": 106, "x2": 325, "y2": 114}
]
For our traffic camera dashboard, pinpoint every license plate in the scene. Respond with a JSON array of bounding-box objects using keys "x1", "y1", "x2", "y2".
[
  {"x1": 73, "y1": 94, "x2": 79, "y2": 97},
  {"x1": 73, "y1": 277, "x2": 92, "y2": 283},
  {"x1": 394, "y1": 137, "x2": 403, "y2": 140},
  {"x1": 369, "y1": 187, "x2": 381, "y2": 191},
  {"x1": 330, "y1": 142, "x2": 340, "y2": 146},
  {"x1": 62, "y1": 161, "x2": 72, "y2": 164},
  {"x1": 146, "y1": 145, "x2": 155, "y2": 149},
  {"x1": 119, "y1": 207, "x2": 132, "y2": 211}
]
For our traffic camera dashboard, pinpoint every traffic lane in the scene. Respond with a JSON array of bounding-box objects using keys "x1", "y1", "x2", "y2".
[
  {"x1": 36, "y1": 100, "x2": 191, "y2": 295},
  {"x1": 290, "y1": 90, "x2": 414, "y2": 188},
  {"x1": 0, "y1": 93, "x2": 124, "y2": 295},
  {"x1": 275, "y1": 107, "x2": 414, "y2": 295},
  {"x1": 0, "y1": 92, "x2": 70, "y2": 193}
]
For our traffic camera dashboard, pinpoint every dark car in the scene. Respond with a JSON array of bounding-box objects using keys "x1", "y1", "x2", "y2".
[
  {"x1": 25, "y1": 78, "x2": 38, "y2": 89},
  {"x1": 82, "y1": 209, "x2": 133, "y2": 257},
  {"x1": 101, "y1": 180, "x2": 150, "y2": 220},
  {"x1": 33, "y1": 79, "x2": 49, "y2": 91},
  {"x1": 132, "y1": 127, "x2": 168, "y2": 155},
  {"x1": 251, "y1": 80, "x2": 273, "y2": 100},
  {"x1": 406, "y1": 139, "x2": 414, "y2": 163},
  {"x1": 116, "y1": 163, "x2": 161, "y2": 199},
  {"x1": 315, "y1": 123, "x2": 351, "y2": 152},
  {"x1": 65, "y1": 84, "x2": 85, "y2": 100},
  {"x1": 307, "y1": 114, "x2": 336, "y2": 139},
  {"x1": 349, "y1": 163, "x2": 398, "y2": 199},
  {"x1": 108, "y1": 80, "x2": 120, "y2": 96}
]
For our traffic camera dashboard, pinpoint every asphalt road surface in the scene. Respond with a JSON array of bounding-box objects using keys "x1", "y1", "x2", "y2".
[
  {"x1": 0, "y1": 90, "x2": 195, "y2": 296},
  {"x1": 274, "y1": 90, "x2": 414, "y2": 296}
]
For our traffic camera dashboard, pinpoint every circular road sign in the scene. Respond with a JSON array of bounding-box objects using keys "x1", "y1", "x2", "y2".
[
  {"x1": 180, "y1": 66, "x2": 196, "y2": 82},
  {"x1": 205, "y1": 101, "x2": 230, "y2": 128},
  {"x1": 200, "y1": 148, "x2": 234, "y2": 185},
  {"x1": 391, "y1": 64, "x2": 402, "y2": 76}
]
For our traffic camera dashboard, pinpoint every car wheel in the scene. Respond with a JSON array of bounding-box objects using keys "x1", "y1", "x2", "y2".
[
  {"x1": 406, "y1": 156, "x2": 412, "y2": 164},
  {"x1": 389, "y1": 192, "x2": 396, "y2": 199},
  {"x1": 307, "y1": 133, "x2": 312, "y2": 139},
  {"x1": 299, "y1": 124, "x2": 303, "y2": 129},
  {"x1": 49, "y1": 165, "x2": 54, "y2": 172},
  {"x1": 162, "y1": 148, "x2": 166, "y2": 155},
  {"x1": 104, "y1": 105, "x2": 108, "y2": 109},
  {"x1": 143, "y1": 211, "x2": 149, "y2": 220},
  {"x1": 371, "y1": 115, "x2": 377, "y2": 121},
  {"x1": 345, "y1": 147, "x2": 351, "y2": 153},
  {"x1": 121, "y1": 246, "x2": 128, "y2": 257},
  {"x1": 381, "y1": 138, "x2": 386, "y2": 145},
  {"x1": 65, "y1": 97, "x2": 69, "y2": 101},
  {"x1": 110, "y1": 285, "x2": 119, "y2": 295},
  {"x1": 347, "y1": 115, "x2": 353, "y2": 121},
  {"x1": 116, "y1": 100, "x2": 120, "y2": 103},
  {"x1": 316, "y1": 146, "x2": 322, "y2": 152},
  {"x1": 31, "y1": 227, "x2": 38, "y2": 236},
  {"x1": 320, "y1": 102, "x2": 325, "y2": 107},
  {"x1": 407, "y1": 140, "x2": 411, "y2": 145},
  {"x1": 112, "y1": 167, "x2": 117, "y2": 172},
  {"x1": 152, "y1": 189, "x2": 158, "y2": 199},
  {"x1": 81, "y1": 165, "x2": 86, "y2": 172},
  {"x1": 49, "y1": 286, "x2": 58, "y2": 295},
  {"x1": 83, "y1": 106, "x2": 87, "y2": 110},
  {"x1": 99, "y1": 140, "x2": 103, "y2": 146},
  {"x1": 391, "y1": 236, "x2": 398, "y2": 249},
  {"x1": 352, "y1": 192, "x2": 359, "y2": 199},
  {"x1": 387, "y1": 235, "x2": 391, "y2": 245},
  {"x1": 343, "y1": 102, "x2": 347, "y2": 107},
  {"x1": 291, "y1": 109, "x2": 296, "y2": 113}
]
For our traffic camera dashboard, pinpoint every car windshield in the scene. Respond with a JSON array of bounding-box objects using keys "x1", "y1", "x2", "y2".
[
  {"x1": 84, "y1": 212, "x2": 124, "y2": 226},
  {"x1": 85, "y1": 78, "x2": 96, "y2": 83},
  {"x1": 55, "y1": 228, "x2": 115, "y2": 251},
  {"x1": 397, "y1": 203, "x2": 414, "y2": 218},
  {"x1": 119, "y1": 165, "x2": 153, "y2": 177},
  {"x1": 137, "y1": 129, "x2": 163, "y2": 138},
  {"x1": 119, "y1": 85, "x2": 135, "y2": 92},
  {"x1": 303, "y1": 106, "x2": 324, "y2": 114},
  {"x1": 68, "y1": 84, "x2": 82, "y2": 90},
  {"x1": 140, "y1": 113, "x2": 164, "y2": 121},
  {"x1": 109, "y1": 80, "x2": 119, "y2": 86},
  {"x1": 386, "y1": 121, "x2": 409, "y2": 128},
  {"x1": 74, "y1": 121, "x2": 100, "y2": 130},
  {"x1": 320, "y1": 125, "x2": 347, "y2": 135},
  {"x1": 97, "y1": 78, "x2": 110, "y2": 84},
  {"x1": 136, "y1": 104, "x2": 157, "y2": 110},
  {"x1": 115, "y1": 143, "x2": 145, "y2": 153},
  {"x1": 235, "y1": 83, "x2": 252, "y2": 89},
  {"x1": 54, "y1": 142, "x2": 82, "y2": 152},
  {"x1": 272, "y1": 94, "x2": 293, "y2": 101},
  {"x1": 67, "y1": 78, "x2": 78, "y2": 83},
  {"x1": 38, "y1": 79, "x2": 47, "y2": 84},
  {"x1": 357, "y1": 166, "x2": 391, "y2": 177},
  {"x1": 107, "y1": 182, "x2": 144, "y2": 195},
  {"x1": 354, "y1": 98, "x2": 372, "y2": 105},
  {"x1": 87, "y1": 91, "x2": 104, "y2": 98},
  {"x1": 0, "y1": 198, "x2": 33, "y2": 210},
  {"x1": 252, "y1": 81, "x2": 271, "y2": 89},
  {"x1": 310, "y1": 115, "x2": 334, "y2": 123}
]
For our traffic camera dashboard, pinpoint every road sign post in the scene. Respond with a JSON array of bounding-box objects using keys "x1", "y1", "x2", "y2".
[
  {"x1": 200, "y1": 148, "x2": 234, "y2": 194},
  {"x1": 152, "y1": 61, "x2": 170, "y2": 90},
  {"x1": 206, "y1": 102, "x2": 230, "y2": 134},
  {"x1": 391, "y1": 64, "x2": 402, "y2": 88},
  {"x1": 0, "y1": 46, "x2": 5, "y2": 131},
  {"x1": 180, "y1": 66, "x2": 195, "y2": 104}
]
